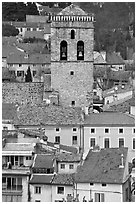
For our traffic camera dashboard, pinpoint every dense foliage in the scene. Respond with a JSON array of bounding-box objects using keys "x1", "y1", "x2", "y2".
[
  {"x1": 2, "y1": 2, "x2": 39, "y2": 21},
  {"x1": 2, "y1": 24, "x2": 19, "y2": 36}
]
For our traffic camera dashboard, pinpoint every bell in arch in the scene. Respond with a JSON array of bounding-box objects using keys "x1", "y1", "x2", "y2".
[
  {"x1": 78, "y1": 51, "x2": 83, "y2": 57},
  {"x1": 62, "y1": 52, "x2": 66, "y2": 57}
]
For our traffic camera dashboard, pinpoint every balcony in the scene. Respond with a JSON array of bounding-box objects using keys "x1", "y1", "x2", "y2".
[
  {"x1": 2, "y1": 184, "x2": 23, "y2": 195},
  {"x1": 2, "y1": 164, "x2": 30, "y2": 175}
]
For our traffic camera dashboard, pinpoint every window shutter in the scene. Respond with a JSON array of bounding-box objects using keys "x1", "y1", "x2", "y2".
[{"x1": 95, "y1": 193, "x2": 98, "y2": 202}]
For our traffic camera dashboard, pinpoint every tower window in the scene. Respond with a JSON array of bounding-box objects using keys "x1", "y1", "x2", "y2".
[
  {"x1": 71, "y1": 101, "x2": 75, "y2": 106},
  {"x1": 77, "y1": 41, "x2": 84, "y2": 60},
  {"x1": 60, "y1": 40, "x2": 67, "y2": 60},
  {"x1": 71, "y1": 30, "x2": 75, "y2": 39},
  {"x1": 70, "y1": 71, "x2": 74, "y2": 75}
]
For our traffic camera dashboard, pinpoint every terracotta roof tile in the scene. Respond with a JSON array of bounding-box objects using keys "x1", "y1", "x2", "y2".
[
  {"x1": 29, "y1": 174, "x2": 53, "y2": 184},
  {"x1": 33, "y1": 154, "x2": 54, "y2": 169},
  {"x1": 75, "y1": 148, "x2": 128, "y2": 184},
  {"x1": 52, "y1": 173, "x2": 74, "y2": 185},
  {"x1": 84, "y1": 112, "x2": 135, "y2": 126},
  {"x1": 2, "y1": 103, "x2": 17, "y2": 121},
  {"x1": 15, "y1": 104, "x2": 83, "y2": 126},
  {"x1": 106, "y1": 52, "x2": 125, "y2": 65},
  {"x1": 55, "y1": 152, "x2": 81, "y2": 162}
]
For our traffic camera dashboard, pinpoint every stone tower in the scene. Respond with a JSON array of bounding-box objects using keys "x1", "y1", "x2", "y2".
[{"x1": 51, "y1": 4, "x2": 94, "y2": 108}]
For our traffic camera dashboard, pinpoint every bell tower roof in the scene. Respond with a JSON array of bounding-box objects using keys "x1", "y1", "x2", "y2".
[{"x1": 58, "y1": 3, "x2": 88, "y2": 16}]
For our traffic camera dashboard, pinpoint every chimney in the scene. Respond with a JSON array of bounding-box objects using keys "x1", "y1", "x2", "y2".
[{"x1": 119, "y1": 153, "x2": 124, "y2": 168}]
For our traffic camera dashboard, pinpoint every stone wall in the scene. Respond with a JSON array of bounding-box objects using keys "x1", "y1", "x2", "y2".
[
  {"x1": 51, "y1": 19, "x2": 94, "y2": 107},
  {"x1": 2, "y1": 82, "x2": 44, "y2": 105}
]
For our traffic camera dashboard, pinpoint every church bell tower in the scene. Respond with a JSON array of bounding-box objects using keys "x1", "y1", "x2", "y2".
[{"x1": 50, "y1": 4, "x2": 94, "y2": 108}]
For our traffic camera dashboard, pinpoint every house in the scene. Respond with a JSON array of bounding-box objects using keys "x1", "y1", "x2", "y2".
[
  {"x1": 83, "y1": 111, "x2": 135, "y2": 163},
  {"x1": 14, "y1": 103, "x2": 83, "y2": 151},
  {"x1": 2, "y1": 103, "x2": 18, "y2": 130},
  {"x1": 106, "y1": 52, "x2": 126, "y2": 71},
  {"x1": 7, "y1": 53, "x2": 51, "y2": 82},
  {"x1": 75, "y1": 147, "x2": 131, "y2": 202},
  {"x1": 2, "y1": 138, "x2": 37, "y2": 202},
  {"x1": 29, "y1": 153, "x2": 77, "y2": 202},
  {"x1": 103, "y1": 85, "x2": 133, "y2": 106},
  {"x1": 55, "y1": 152, "x2": 81, "y2": 174}
]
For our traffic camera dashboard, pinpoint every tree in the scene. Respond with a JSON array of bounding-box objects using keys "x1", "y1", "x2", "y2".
[
  {"x1": 2, "y1": 24, "x2": 19, "y2": 36},
  {"x1": 26, "y1": 2, "x2": 39, "y2": 15},
  {"x1": 25, "y1": 67, "x2": 32, "y2": 82}
]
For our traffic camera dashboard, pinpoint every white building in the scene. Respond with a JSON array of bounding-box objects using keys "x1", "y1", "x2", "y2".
[{"x1": 75, "y1": 147, "x2": 131, "y2": 202}]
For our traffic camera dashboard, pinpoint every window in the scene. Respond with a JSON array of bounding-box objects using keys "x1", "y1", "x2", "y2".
[
  {"x1": 60, "y1": 41, "x2": 67, "y2": 60},
  {"x1": 71, "y1": 30, "x2": 75, "y2": 39},
  {"x1": 69, "y1": 164, "x2": 74, "y2": 169},
  {"x1": 72, "y1": 136, "x2": 77, "y2": 145},
  {"x1": 133, "y1": 128, "x2": 135, "y2": 134},
  {"x1": 3, "y1": 126, "x2": 8, "y2": 130},
  {"x1": 102, "y1": 183, "x2": 107, "y2": 187},
  {"x1": 70, "y1": 71, "x2": 74, "y2": 75},
  {"x1": 77, "y1": 41, "x2": 84, "y2": 60},
  {"x1": 71, "y1": 101, "x2": 75, "y2": 106},
  {"x1": 91, "y1": 128, "x2": 95, "y2": 134},
  {"x1": 56, "y1": 128, "x2": 60, "y2": 132},
  {"x1": 17, "y1": 71, "x2": 24, "y2": 77},
  {"x1": 33, "y1": 71, "x2": 37, "y2": 77},
  {"x1": 105, "y1": 128, "x2": 109, "y2": 134},
  {"x1": 33, "y1": 28, "x2": 37, "y2": 31},
  {"x1": 73, "y1": 127, "x2": 77, "y2": 132},
  {"x1": 90, "y1": 138, "x2": 95, "y2": 148},
  {"x1": 133, "y1": 138, "x2": 135, "y2": 150},
  {"x1": 3, "y1": 177, "x2": 22, "y2": 191},
  {"x1": 57, "y1": 186, "x2": 64, "y2": 194},
  {"x1": 55, "y1": 136, "x2": 60, "y2": 144},
  {"x1": 104, "y1": 138, "x2": 110, "y2": 148},
  {"x1": 20, "y1": 28, "x2": 22, "y2": 32},
  {"x1": 26, "y1": 156, "x2": 31, "y2": 160},
  {"x1": 95, "y1": 193, "x2": 104, "y2": 202},
  {"x1": 35, "y1": 200, "x2": 41, "y2": 202},
  {"x1": 27, "y1": 28, "x2": 30, "y2": 31},
  {"x1": 119, "y1": 128, "x2": 123, "y2": 134},
  {"x1": 132, "y1": 158, "x2": 135, "y2": 168},
  {"x1": 90, "y1": 183, "x2": 94, "y2": 186},
  {"x1": 60, "y1": 164, "x2": 65, "y2": 169},
  {"x1": 119, "y1": 138, "x2": 124, "y2": 148},
  {"x1": 18, "y1": 64, "x2": 22, "y2": 67},
  {"x1": 35, "y1": 186, "x2": 41, "y2": 194}
]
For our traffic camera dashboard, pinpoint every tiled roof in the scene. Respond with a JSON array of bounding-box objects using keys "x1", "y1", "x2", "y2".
[
  {"x1": 3, "y1": 142, "x2": 35, "y2": 152},
  {"x1": 106, "y1": 52, "x2": 125, "y2": 65},
  {"x1": 29, "y1": 174, "x2": 53, "y2": 184},
  {"x1": 106, "y1": 96, "x2": 135, "y2": 113},
  {"x1": 2, "y1": 103, "x2": 17, "y2": 121},
  {"x1": 15, "y1": 104, "x2": 83, "y2": 126},
  {"x1": 52, "y1": 173, "x2": 74, "y2": 185},
  {"x1": 7, "y1": 53, "x2": 50, "y2": 64},
  {"x1": 110, "y1": 71, "x2": 131, "y2": 81},
  {"x1": 75, "y1": 148, "x2": 128, "y2": 184},
  {"x1": 24, "y1": 31, "x2": 44, "y2": 39},
  {"x1": 58, "y1": 4, "x2": 88, "y2": 16},
  {"x1": 33, "y1": 154, "x2": 54, "y2": 168},
  {"x1": 2, "y1": 44, "x2": 25, "y2": 58},
  {"x1": 84, "y1": 112, "x2": 135, "y2": 126},
  {"x1": 103, "y1": 85, "x2": 133, "y2": 98},
  {"x1": 55, "y1": 152, "x2": 81, "y2": 162},
  {"x1": 93, "y1": 51, "x2": 106, "y2": 64}
]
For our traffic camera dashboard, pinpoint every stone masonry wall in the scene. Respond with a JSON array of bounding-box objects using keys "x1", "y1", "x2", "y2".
[
  {"x1": 51, "y1": 20, "x2": 94, "y2": 107},
  {"x1": 2, "y1": 82, "x2": 44, "y2": 105}
]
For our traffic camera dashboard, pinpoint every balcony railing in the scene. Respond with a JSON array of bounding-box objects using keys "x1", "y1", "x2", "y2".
[{"x1": 2, "y1": 184, "x2": 22, "y2": 192}]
